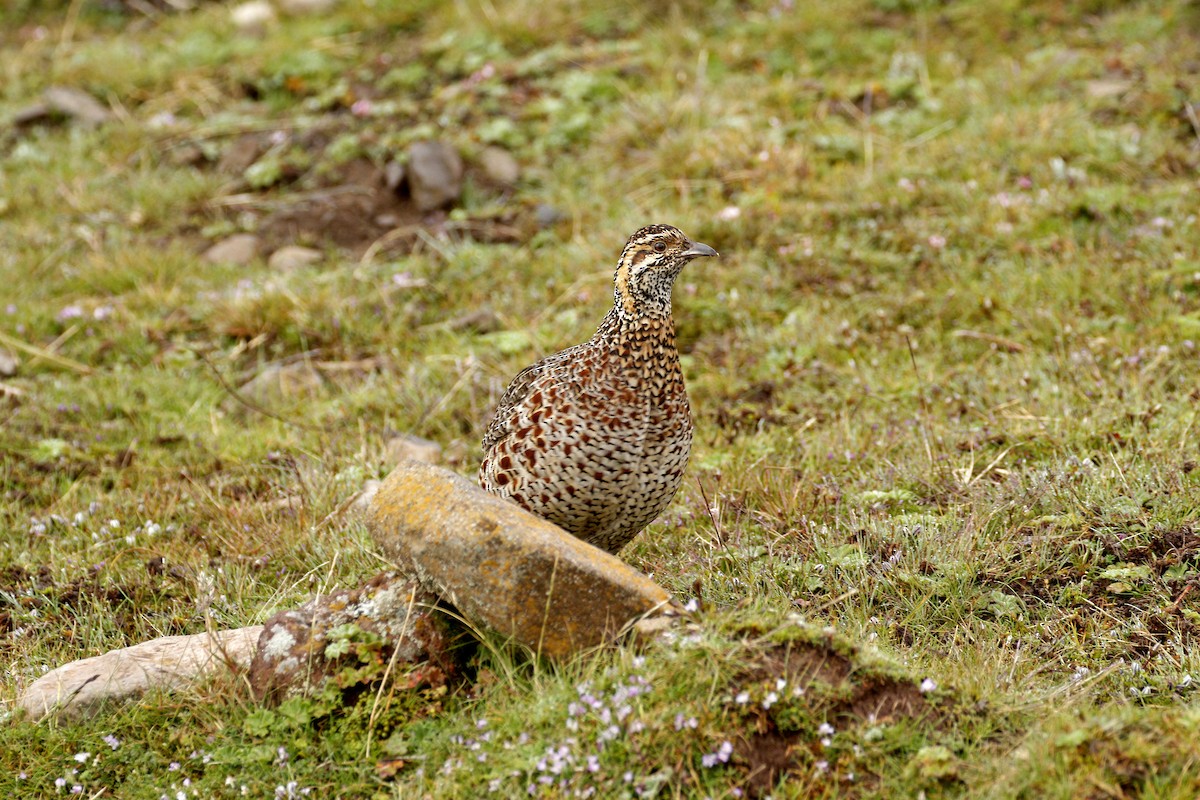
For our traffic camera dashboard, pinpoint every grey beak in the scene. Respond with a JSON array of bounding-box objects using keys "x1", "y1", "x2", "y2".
[{"x1": 683, "y1": 241, "x2": 719, "y2": 259}]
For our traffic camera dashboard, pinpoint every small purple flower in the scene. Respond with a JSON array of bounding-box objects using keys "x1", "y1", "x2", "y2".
[
  {"x1": 919, "y1": 678, "x2": 937, "y2": 694},
  {"x1": 673, "y1": 713, "x2": 697, "y2": 730},
  {"x1": 103, "y1": 734, "x2": 120, "y2": 750},
  {"x1": 58, "y1": 305, "x2": 84, "y2": 321},
  {"x1": 702, "y1": 740, "x2": 733, "y2": 768}
]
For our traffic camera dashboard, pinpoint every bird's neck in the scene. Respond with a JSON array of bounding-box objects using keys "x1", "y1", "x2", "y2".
[{"x1": 595, "y1": 305, "x2": 678, "y2": 352}]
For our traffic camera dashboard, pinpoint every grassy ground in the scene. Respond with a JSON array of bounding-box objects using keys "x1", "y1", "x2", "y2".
[{"x1": 2, "y1": 0, "x2": 1199, "y2": 796}]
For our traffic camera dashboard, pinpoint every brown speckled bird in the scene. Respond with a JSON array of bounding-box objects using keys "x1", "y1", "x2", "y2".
[{"x1": 479, "y1": 224, "x2": 718, "y2": 553}]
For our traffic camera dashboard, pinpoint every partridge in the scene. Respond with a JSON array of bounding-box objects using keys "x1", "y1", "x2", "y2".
[{"x1": 479, "y1": 224, "x2": 718, "y2": 553}]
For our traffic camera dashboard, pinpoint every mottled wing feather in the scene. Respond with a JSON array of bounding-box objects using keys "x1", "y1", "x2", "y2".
[
  {"x1": 481, "y1": 362, "x2": 545, "y2": 452},
  {"x1": 481, "y1": 343, "x2": 584, "y2": 452}
]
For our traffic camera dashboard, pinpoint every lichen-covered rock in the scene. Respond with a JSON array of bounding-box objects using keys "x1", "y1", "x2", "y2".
[
  {"x1": 366, "y1": 461, "x2": 679, "y2": 660},
  {"x1": 17, "y1": 627, "x2": 263, "y2": 721},
  {"x1": 248, "y1": 572, "x2": 459, "y2": 702}
]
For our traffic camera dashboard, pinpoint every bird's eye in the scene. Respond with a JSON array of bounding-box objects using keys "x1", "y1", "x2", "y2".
[{"x1": 653, "y1": 241, "x2": 667, "y2": 253}]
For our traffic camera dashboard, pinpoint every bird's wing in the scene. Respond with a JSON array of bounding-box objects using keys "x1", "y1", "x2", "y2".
[
  {"x1": 481, "y1": 358, "x2": 552, "y2": 453},
  {"x1": 481, "y1": 338, "x2": 596, "y2": 452}
]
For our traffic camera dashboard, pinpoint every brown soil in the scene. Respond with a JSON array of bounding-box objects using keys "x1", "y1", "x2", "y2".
[
  {"x1": 734, "y1": 638, "x2": 938, "y2": 797},
  {"x1": 213, "y1": 154, "x2": 531, "y2": 258}
]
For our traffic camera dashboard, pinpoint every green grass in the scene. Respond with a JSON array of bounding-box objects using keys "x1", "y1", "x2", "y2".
[{"x1": 2, "y1": 0, "x2": 1200, "y2": 796}]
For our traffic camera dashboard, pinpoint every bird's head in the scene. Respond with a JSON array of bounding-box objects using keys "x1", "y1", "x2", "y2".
[{"x1": 613, "y1": 224, "x2": 718, "y2": 316}]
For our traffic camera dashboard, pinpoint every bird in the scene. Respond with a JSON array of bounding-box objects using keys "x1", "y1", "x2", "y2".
[{"x1": 479, "y1": 224, "x2": 718, "y2": 554}]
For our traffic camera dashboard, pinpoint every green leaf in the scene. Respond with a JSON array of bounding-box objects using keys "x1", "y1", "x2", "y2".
[
  {"x1": 1099, "y1": 564, "x2": 1152, "y2": 582},
  {"x1": 480, "y1": 329, "x2": 532, "y2": 355},
  {"x1": 32, "y1": 438, "x2": 70, "y2": 462},
  {"x1": 242, "y1": 709, "x2": 275, "y2": 738}
]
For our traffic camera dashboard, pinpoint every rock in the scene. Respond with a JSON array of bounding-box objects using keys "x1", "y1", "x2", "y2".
[
  {"x1": 366, "y1": 461, "x2": 678, "y2": 660},
  {"x1": 385, "y1": 434, "x2": 443, "y2": 466},
  {"x1": 448, "y1": 307, "x2": 502, "y2": 334},
  {"x1": 406, "y1": 141, "x2": 464, "y2": 211},
  {"x1": 0, "y1": 349, "x2": 17, "y2": 378},
  {"x1": 534, "y1": 203, "x2": 568, "y2": 229},
  {"x1": 234, "y1": 361, "x2": 325, "y2": 408},
  {"x1": 217, "y1": 134, "x2": 265, "y2": 175},
  {"x1": 249, "y1": 572, "x2": 459, "y2": 702},
  {"x1": 231, "y1": 0, "x2": 277, "y2": 36},
  {"x1": 268, "y1": 245, "x2": 322, "y2": 272},
  {"x1": 383, "y1": 160, "x2": 406, "y2": 191},
  {"x1": 202, "y1": 233, "x2": 260, "y2": 266},
  {"x1": 278, "y1": 0, "x2": 338, "y2": 14},
  {"x1": 17, "y1": 627, "x2": 262, "y2": 721},
  {"x1": 12, "y1": 87, "x2": 111, "y2": 128},
  {"x1": 351, "y1": 479, "x2": 382, "y2": 516},
  {"x1": 168, "y1": 142, "x2": 207, "y2": 167},
  {"x1": 1085, "y1": 78, "x2": 1134, "y2": 99},
  {"x1": 10, "y1": 102, "x2": 53, "y2": 126},
  {"x1": 43, "y1": 86, "x2": 112, "y2": 126},
  {"x1": 479, "y1": 146, "x2": 520, "y2": 185}
]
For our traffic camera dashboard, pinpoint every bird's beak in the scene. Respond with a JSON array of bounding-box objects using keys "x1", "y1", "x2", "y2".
[{"x1": 683, "y1": 241, "x2": 719, "y2": 259}]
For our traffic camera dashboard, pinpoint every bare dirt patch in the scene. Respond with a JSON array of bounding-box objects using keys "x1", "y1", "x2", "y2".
[{"x1": 733, "y1": 638, "x2": 939, "y2": 796}]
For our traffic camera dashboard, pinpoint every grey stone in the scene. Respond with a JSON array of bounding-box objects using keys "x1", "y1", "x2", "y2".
[
  {"x1": 407, "y1": 141, "x2": 464, "y2": 211},
  {"x1": 42, "y1": 86, "x2": 112, "y2": 126},
  {"x1": 202, "y1": 233, "x2": 261, "y2": 266},
  {"x1": 267, "y1": 245, "x2": 322, "y2": 272},
  {"x1": 217, "y1": 134, "x2": 265, "y2": 175},
  {"x1": 384, "y1": 160, "x2": 406, "y2": 191},
  {"x1": 534, "y1": 203, "x2": 568, "y2": 228},
  {"x1": 0, "y1": 349, "x2": 17, "y2": 378},
  {"x1": 385, "y1": 434, "x2": 443, "y2": 466},
  {"x1": 17, "y1": 627, "x2": 262, "y2": 721},
  {"x1": 366, "y1": 461, "x2": 679, "y2": 660},
  {"x1": 231, "y1": 1, "x2": 277, "y2": 36},
  {"x1": 479, "y1": 146, "x2": 520, "y2": 185},
  {"x1": 351, "y1": 479, "x2": 382, "y2": 516}
]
